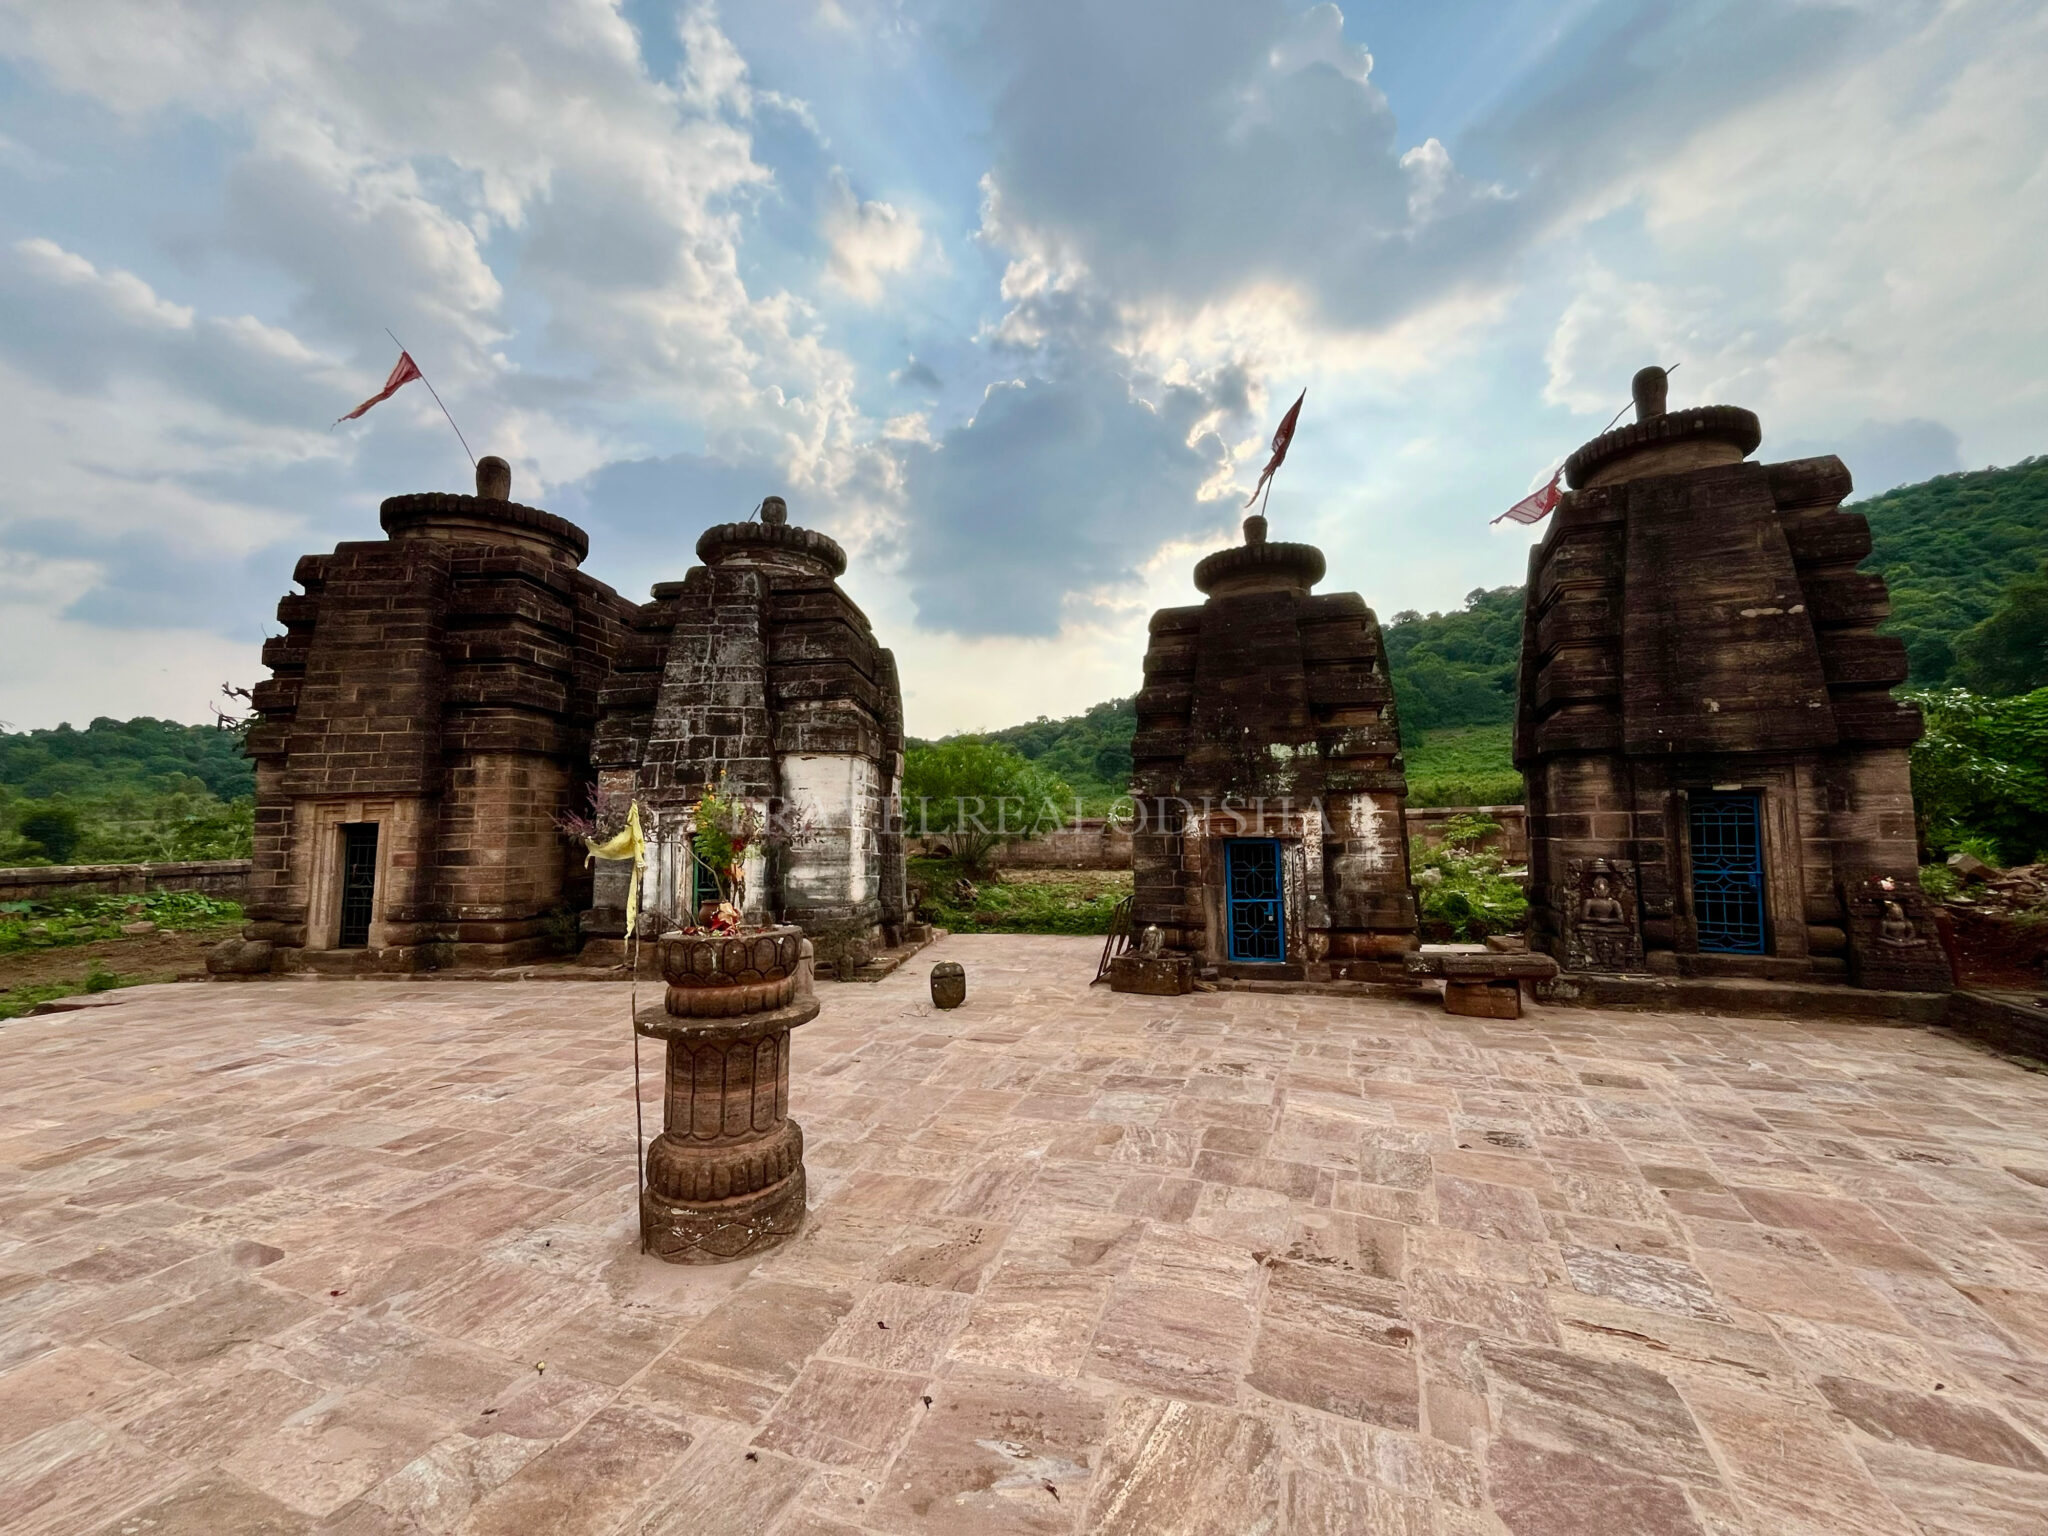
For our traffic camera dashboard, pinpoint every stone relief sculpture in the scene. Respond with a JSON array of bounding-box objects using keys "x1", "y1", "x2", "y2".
[{"x1": 1563, "y1": 857, "x2": 1643, "y2": 972}]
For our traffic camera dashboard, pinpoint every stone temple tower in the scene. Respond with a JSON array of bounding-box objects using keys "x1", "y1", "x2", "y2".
[
  {"x1": 1129, "y1": 514, "x2": 1418, "y2": 982},
  {"x1": 1513, "y1": 368, "x2": 1951, "y2": 991},
  {"x1": 225, "y1": 457, "x2": 635, "y2": 974},
  {"x1": 586, "y1": 497, "x2": 909, "y2": 975}
]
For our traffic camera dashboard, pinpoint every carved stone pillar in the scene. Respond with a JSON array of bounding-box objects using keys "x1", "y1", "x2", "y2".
[{"x1": 637, "y1": 925, "x2": 815, "y2": 1263}]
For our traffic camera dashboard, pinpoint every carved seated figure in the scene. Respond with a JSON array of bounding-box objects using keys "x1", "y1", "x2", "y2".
[
  {"x1": 1137, "y1": 924, "x2": 1165, "y2": 958},
  {"x1": 1879, "y1": 899, "x2": 1923, "y2": 947},
  {"x1": 1582, "y1": 875, "x2": 1626, "y2": 925}
]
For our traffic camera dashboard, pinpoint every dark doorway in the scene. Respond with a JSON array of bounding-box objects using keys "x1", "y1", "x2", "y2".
[
  {"x1": 1225, "y1": 839, "x2": 1285, "y2": 963},
  {"x1": 338, "y1": 823, "x2": 379, "y2": 949},
  {"x1": 1688, "y1": 793, "x2": 1765, "y2": 953}
]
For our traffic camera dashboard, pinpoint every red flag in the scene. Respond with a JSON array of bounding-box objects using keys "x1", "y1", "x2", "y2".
[
  {"x1": 1243, "y1": 388, "x2": 1306, "y2": 508},
  {"x1": 337, "y1": 351, "x2": 422, "y2": 423},
  {"x1": 1493, "y1": 469, "x2": 1562, "y2": 526}
]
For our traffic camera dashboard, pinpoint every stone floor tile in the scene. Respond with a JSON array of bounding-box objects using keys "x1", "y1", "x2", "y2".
[
  {"x1": 359, "y1": 1431, "x2": 547, "y2": 1534},
  {"x1": 1689, "y1": 1248, "x2": 1912, "y2": 1330},
  {"x1": 1558, "y1": 1244, "x2": 1728, "y2": 1321},
  {"x1": 1817, "y1": 1373, "x2": 2048, "y2": 1471},
  {"x1": 865, "y1": 1369, "x2": 1108, "y2": 1534},
  {"x1": 751, "y1": 1359, "x2": 928, "y2": 1474},
  {"x1": 669, "y1": 1282, "x2": 855, "y2": 1387},
  {"x1": 104, "y1": 1276, "x2": 317, "y2": 1370},
  {"x1": 1853, "y1": 1438, "x2": 2048, "y2": 1535},
  {"x1": 454, "y1": 1399, "x2": 694, "y2": 1535},
  {"x1": 945, "y1": 1272, "x2": 1112, "y2": 1378},
  {"x1": 631, "y1": 1427, "x2": 812, "y2": 1536},
  {"x1": 820, "y1": 1283, "x2": 974, "y2": 1374},
  {"x1": 1247, "y1": 1317, "x2": 1419, "y2": 1428},
  {"x1": 529, "y1": 1304, "x2": 680, "y2": 1387},
  {"x1": 1088, "y1": 1279, "x2": 1256, "y2": 1403},
  {"x1": 0, "y1": 1343, "x2": 168, "y2": 1450},
  {"x1": 0, "y1": 1418, "x2": 187, "y2": 1536},
  {"x1": 1682, "y1": 1380, "x2": 1918, "y2": 1535},
  {"x1": 1481, "y1": 1344, "x2": 1720, "y2": 1484},
  {"x1": 1082, "y1": 1396, "x2": 1283, "y2": 1536},
  {"x1": 120, "y1": 1364, "x2": 326, "y2": 1463},
  {"x1": 874, "y1": 1221, "x2": 1009, "y2": 1292},
  {"x1": 1486, "y1": 1438, "x2": 1709, "y2": 1536},
  {"x1": 91, "y1": 1470, "x2": 316, "y2": 1536},
  {"x1": 221, "y1": 1388, "x2": 451, "y2": 1517},
  {"x1": 1434, "y1": 1175, "x2": 1549, "y2": 1244}
]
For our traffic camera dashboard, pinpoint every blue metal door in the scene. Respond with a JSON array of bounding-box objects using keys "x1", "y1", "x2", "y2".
[
  {"x1": 1688, "y1": 793, "x2": 1765, "y2": 953},
  {"x1": 1225, "y1": 839, "x2": 1285, "y2": 962}
]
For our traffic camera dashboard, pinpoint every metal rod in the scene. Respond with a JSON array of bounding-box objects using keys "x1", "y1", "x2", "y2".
[
  {"x1": 385, "y1": 329, "x2": 476, "y2": 467},
  {"x1": 630, "y1": 925, "x2": 645, "y2": 1253}
]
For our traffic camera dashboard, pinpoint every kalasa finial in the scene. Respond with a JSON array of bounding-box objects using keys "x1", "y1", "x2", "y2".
[
  {"x1": 1632, "y1": 366, "x2": 1669, "y2": 423},
  {"x1": 476, "y1": 456, "x2": 511, "y2": 500}
]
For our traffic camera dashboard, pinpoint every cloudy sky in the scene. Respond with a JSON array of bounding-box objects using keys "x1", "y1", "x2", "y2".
[{"x1": 0, "y1": 0, "x2": 2041, "y2": 735}]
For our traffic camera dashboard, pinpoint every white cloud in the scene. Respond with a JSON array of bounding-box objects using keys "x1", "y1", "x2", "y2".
[{"x1": 822, "y1": 174, "x2": 924, "y2": 302}]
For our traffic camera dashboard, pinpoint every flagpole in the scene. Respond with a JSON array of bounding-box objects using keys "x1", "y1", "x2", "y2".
[{"x1": 385, "y1": 329, "x2": 476, "y2": 467}]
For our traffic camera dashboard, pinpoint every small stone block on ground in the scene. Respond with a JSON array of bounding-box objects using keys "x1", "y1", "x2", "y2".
[
  {"x1": 1108, "y1": 953, "x2": 1195, "y2": 995},
  {"x1": 1444, "y1": 977, "x2": 1521, "y2": 1017}
]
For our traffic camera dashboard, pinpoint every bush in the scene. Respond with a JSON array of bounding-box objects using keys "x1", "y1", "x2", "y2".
[
  {"x1": 1908, "y1": 687, "x2": 2048, "y2": 864},
  {"x1": 1411, "y1": 816, "x2": 1527, "y2": 942}
]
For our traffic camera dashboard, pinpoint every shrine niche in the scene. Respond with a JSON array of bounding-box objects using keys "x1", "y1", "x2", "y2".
[{"x1": 1514, "y1": 367, "x2": 1951, "y2": 990}]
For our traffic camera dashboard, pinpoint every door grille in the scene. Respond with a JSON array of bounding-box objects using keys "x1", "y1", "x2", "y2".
[
  {"x1": 1225, "y1": 840, "x2": 1285, "y2": 963},
  {"x1": 338, "y1": 823, "x2": 379, "y2": 949},
  {"x1": 1688, "y1": 793, "x2": 1765, "y2": 954}
]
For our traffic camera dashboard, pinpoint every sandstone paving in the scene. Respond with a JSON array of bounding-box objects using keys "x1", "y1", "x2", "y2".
[{"x1": 5, "y1": 938, "x2": 2048, "y2": 1532}]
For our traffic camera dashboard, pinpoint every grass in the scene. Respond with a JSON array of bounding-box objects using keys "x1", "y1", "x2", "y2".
[
  {"x1": 0, "y1": 961, "x2": 138, "y2": 1020},
  {"x1": 1404, "y1": 724, "x2": 1522, "y2": 808},
  {"x1": 911, "y1": 858, "x2": 1130, "y2": 935},
  {"x1": 0, "y1": 889, "x2": 243, "y2": 955}
]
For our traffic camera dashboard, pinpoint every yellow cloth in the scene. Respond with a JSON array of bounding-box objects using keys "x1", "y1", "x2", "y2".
[{"x1": 584, "y1": 801, "x2": 645, "y2": 938}]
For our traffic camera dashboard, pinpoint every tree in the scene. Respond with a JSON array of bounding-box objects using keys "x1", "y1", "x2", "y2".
[
  {"x1": 17, "y1": 803, "x2": 81, "y2": 864},
  {"x1": 1954, "y1": 561, "x2": 2048, "y2": 697},
  {"x1": 902, "y1": 738, "x2": 1073, "y2": 872}
]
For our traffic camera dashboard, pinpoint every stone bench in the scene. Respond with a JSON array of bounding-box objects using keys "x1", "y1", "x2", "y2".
[{"x1": 1405, "y1": 949, "x2": 1560, "y2": 1019}]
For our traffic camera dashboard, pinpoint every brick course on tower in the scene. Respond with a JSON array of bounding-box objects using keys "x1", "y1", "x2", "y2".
[
  {"x1": 219, "y1": 457, "x2": 634, "y2": 974},
  {"x1": 1513, "y1": 367, "x2": 1952, "y2": 991}
]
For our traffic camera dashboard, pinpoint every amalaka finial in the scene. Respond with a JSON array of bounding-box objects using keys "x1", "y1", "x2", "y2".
[
  {"x1": 1243, "y1": 514, "x2": 1268, "y2": 545},
  {"x1": 476, "y1": 456, "x2": 511, "y2": 501},
  {"x1": 759, "y1": 496, "x2": 788, "y2": 526},
  {"x1": 1631, "y1": 366, "x2": 1668, "y2": 423}
]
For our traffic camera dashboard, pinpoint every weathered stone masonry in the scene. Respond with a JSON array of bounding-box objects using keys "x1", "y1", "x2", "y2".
[
  {"x1": 1514, "y1": 368, "x2": 1951, "y2": 990},
  {"x1": 231, "y1": 458, "x2": 634, "y2": 973},
  {"x1": 1130, "y1": 515, "x2": 1418, "y2": 982},
  {"x1": 586, "y1": 498, "x2": 909, "y2": 972}
]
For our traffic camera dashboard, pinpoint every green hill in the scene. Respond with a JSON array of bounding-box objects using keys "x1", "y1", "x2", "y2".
[
  {"x1": 0, "y1": 718, "x2": 254, "y2": 865},
  {"x1": 0, "y1": 717, "x2": 255, "y2": 801},
  {"x1": 1860, "y1": 456, "x2": 2048, "y2": 688}
]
